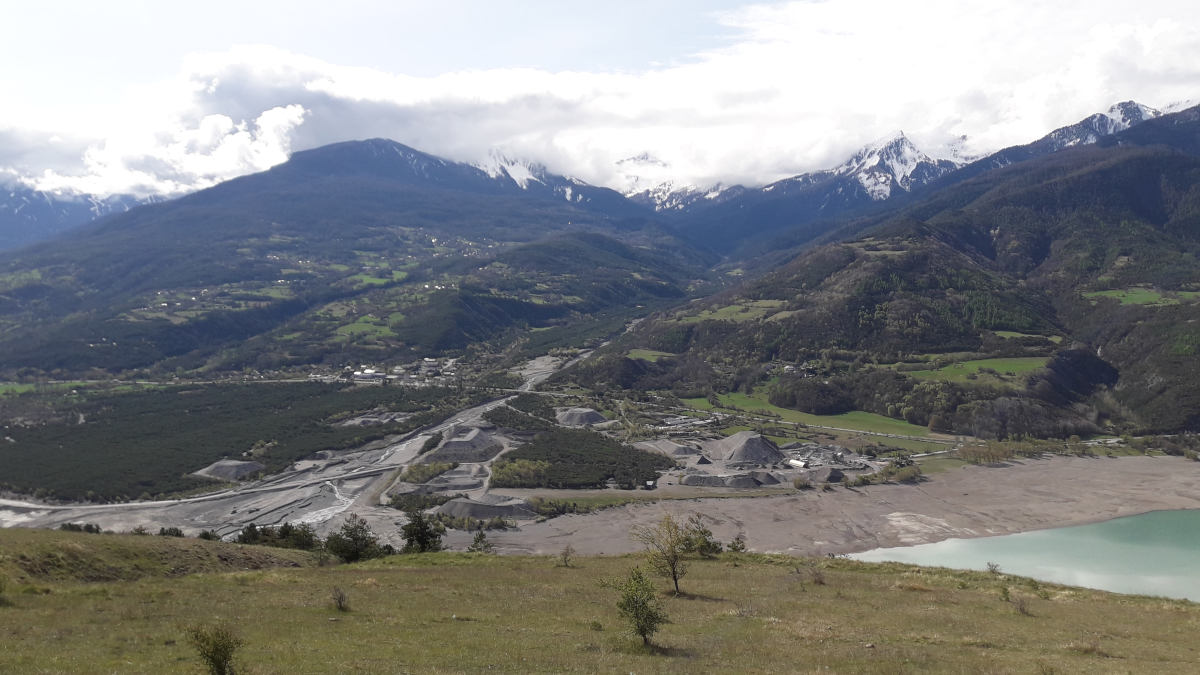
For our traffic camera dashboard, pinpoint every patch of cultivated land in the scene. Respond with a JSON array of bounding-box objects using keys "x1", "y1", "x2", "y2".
[
  {"x1": 682, "y1": 392, "x2": 935, "y2": 437},
  {"x1": 902, "y1": 357, "x2": 1050, "y2": 383},
  {"x1": 668, "y1": 299, "x2": 786, "y2": 323},
  {"x1": 485, "y1": 455, "x2": 1200, "y2": 557},
  {"x1": 2, "y1": 531, "x2": 1200, "y2": 673},
  {"x1": 1083, "y1": 287, "x2": 1175, "y2": 305},
  {"x1": 994, "y1": 330, "x2": 1063, "y2": 343},
  {"x1": 626, "y1": 348, "x2": 676, "y2": 362}
]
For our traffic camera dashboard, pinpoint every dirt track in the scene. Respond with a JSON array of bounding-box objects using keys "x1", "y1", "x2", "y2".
[{"x1": 482, "y1": 454, "x2": 1200, "y2": 556}]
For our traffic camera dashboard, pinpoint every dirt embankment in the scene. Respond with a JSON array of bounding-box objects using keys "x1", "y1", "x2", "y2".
[{"x1": 485, "y1": 455, "x2": 1200, "y2": 557}]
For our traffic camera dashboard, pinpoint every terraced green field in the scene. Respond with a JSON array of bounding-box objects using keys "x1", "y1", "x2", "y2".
[{"x1": 903, "y1": 357, "x2": 1048, "y2": 384}]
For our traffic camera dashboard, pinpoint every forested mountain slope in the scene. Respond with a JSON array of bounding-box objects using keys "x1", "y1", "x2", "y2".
[
  {"x1": 0, "y1": 140, "x2": 705, "y2": 375},
  {"x1": 601, "y1": 124, "x2": 1200, "y2": 435}
]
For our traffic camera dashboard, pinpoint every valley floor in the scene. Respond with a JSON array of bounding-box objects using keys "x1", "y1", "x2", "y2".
[{"x1": 477, "y1": 454, "x2": 1200, "y2": 557}]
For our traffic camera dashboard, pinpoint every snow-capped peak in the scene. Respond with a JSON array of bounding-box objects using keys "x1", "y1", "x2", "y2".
[
  {"x1": 830, "y1": 131, "x2": 956, "y2": 200},
  {"x1": 1100, "y1": 100, "x2": 1161, "y2": 134},
  {"x1": 475, "y1": 150, "x2": 545, "y2": 189},
  {"x1": 1038, "y1": 100, "x2": 1163, "y2": 151},
  {"x1": 836, "y1": 131, "x2": 929, "y2": 183},
  {"x1": 623, "y1": 176, "x2": 746, "y2": 212}
]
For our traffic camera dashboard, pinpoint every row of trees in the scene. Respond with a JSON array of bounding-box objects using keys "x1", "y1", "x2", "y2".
[{"x1": 229, "y1": 511, "x2": 445, "y2": 561}]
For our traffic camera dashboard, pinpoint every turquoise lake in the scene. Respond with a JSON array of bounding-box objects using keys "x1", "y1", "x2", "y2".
[{"x1": 851, "y1": 509, "x2": 1200, "y2": 601}]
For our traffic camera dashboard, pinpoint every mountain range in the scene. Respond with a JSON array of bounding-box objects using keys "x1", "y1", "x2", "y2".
[
  {"x1": 0, "y1": 183, "x2": 147, "y2": 252},
  {"x1": 0, "y1": 138, "x2": 702, "y2": 374},
  {"x1": 627, "y1": 100, "x2": 1162, "y2": 213},
  {"x1": 1, "y1": 99, "x2": 1198, "y2": 439},
  {"x1": 636, "y1": 101, "x2": 1168, "y2": 256},
  {"x1": 0, "y1": 100, "x2": 1165, "y2": 254},
  {"x1": 600, "y1": 104, "x2": 1200, "y2": 437}
]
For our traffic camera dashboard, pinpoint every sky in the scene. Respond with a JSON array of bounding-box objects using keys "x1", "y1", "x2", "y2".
[{"x1": 2, "y1": 0, "x2": 1199, "y2": 197}]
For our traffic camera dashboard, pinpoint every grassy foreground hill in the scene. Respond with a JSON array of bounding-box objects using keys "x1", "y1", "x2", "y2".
[{"x1": 1, "y1": 529, "x2": 1198, "y2": 673}]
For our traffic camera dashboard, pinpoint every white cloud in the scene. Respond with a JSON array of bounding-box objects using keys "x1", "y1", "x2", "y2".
[
  {"x1": 6, "y1": 1, "x2": 1200, "y2": 197},
  {"x1": 32, "y1": 104, "x2": 307, "y2": 197}
]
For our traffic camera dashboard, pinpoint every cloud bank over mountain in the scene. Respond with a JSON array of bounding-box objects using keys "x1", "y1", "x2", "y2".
[{"x1": 3, "y1": 0, "x2": 1199, "y2": 196}]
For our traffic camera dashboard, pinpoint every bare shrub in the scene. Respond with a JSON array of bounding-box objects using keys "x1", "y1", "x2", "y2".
[
  {"x1": 332, "y1": 587, "x2": 350, "y2": 612},
  {"x1": 1013, "y1": 596, "x2": 1031, "y2": 616},
  {"x1": 808, "y1": 565, "x2": 826, "y2": 586},
  {"x1": 558, "y1": 544, "x2": 576, "y2": 568}
]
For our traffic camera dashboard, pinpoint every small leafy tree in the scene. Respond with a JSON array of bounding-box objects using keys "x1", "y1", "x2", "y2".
[
  {"x1": 616, "y1": 567, "x2": 668, "y2": 646},
  {"x1": 681, "y1": 513, "x2": 723, "y2": 558},
  {"x1": 235, "y1": 523, "x2": 262, "y2": 545},
  {"x1": 467, "y1": 531, "x2": 494, "y2": 553},
  {"x1": 401, "y1": 508, "x2": 443, "y2": 553},
  {"x1": 186, "y1": 623, "x2": 244, "y2": 675},
  {"x1": 420, "y1": 431, "x2": 444, "y2": 455},
  {"x1": 326, "y1": 514, "x2": 389, "y2": 562},
  {"x1": 633, "y1": 513, "x2": 689, "y2": 594}
]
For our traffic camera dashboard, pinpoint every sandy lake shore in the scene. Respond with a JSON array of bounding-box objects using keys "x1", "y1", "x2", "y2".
[{"x1": 481, "y1": 454, "x2": 1200, "y2": 557}]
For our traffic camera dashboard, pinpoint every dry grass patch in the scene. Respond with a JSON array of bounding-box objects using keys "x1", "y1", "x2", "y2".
[{"x1": 0, "y1": 535, "x2": 1199, "y2": 672}]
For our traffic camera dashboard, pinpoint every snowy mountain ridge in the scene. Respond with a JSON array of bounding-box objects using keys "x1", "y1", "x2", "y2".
[
  {"x1": 630, "y1": 99, "x2": 1165, "y2": 213},
  {"x1": 475, "y1": 150, "x2": 548, "y2": 190},
  {"x1": 1038, "y1": 100, "x2": 1162, "y2": 151},
  {"x1": 0, "y1": 181, "x2": 148, "y2": 251}
]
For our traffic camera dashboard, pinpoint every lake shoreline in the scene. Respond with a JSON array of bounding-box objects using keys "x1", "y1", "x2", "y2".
[
  {"x1": 485, "y1": 454, "x2": 1200, "y2": 557},
  {"x1": 850, "y1": 508, "x2": 1200, "y2": 600}
]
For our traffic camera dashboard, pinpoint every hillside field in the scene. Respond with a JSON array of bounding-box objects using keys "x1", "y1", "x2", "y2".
[{"x1": 1, "y1": 529, "x2": 1198, "y2": 673}]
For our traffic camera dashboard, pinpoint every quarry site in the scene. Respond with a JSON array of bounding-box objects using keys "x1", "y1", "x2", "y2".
[{"x1": 3, "y1": 354, "x2": 1200, "y2": 558}]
